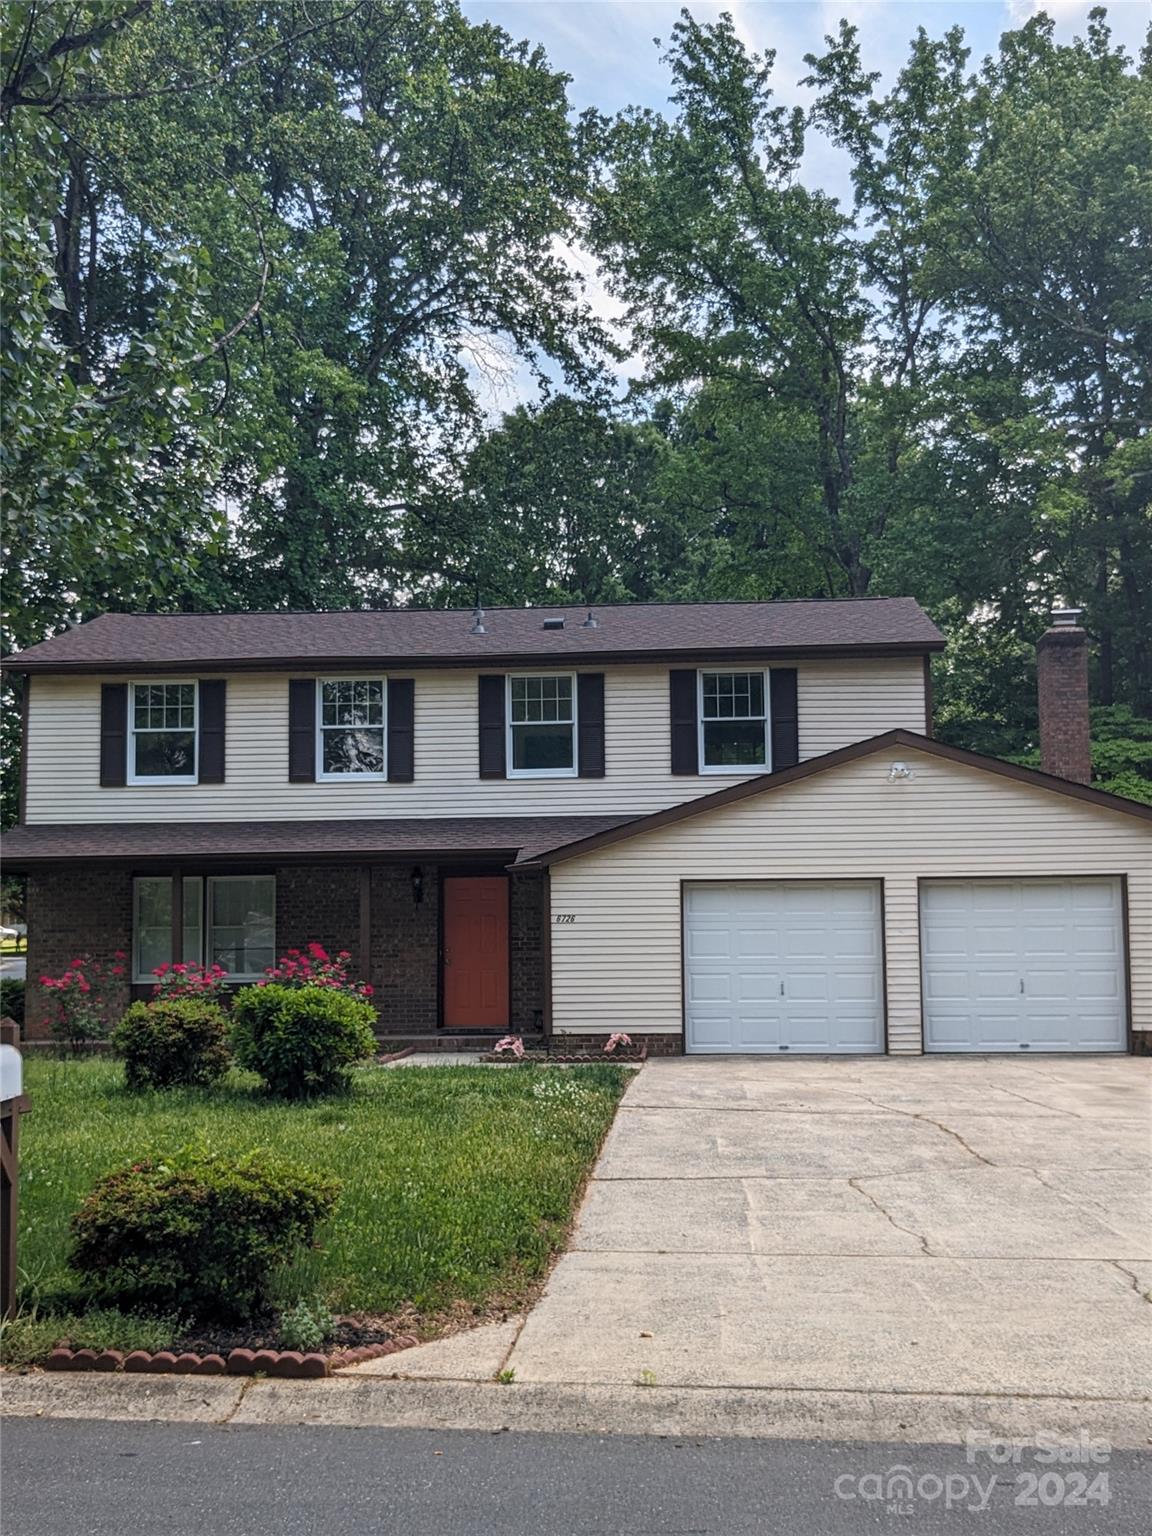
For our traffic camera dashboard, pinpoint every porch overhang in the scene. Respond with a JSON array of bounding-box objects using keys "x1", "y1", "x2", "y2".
[{"x1": 1, "y1": 814, "x2": 638, "y2": 872}]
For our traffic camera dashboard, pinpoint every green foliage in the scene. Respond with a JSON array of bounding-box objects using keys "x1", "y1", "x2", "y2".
[
  {"x1": 19, "y1": 1057, "x2": 630, "y2": 1317},
  {"x1": 229, "y1": 984, "x2": 378, "y2": 1097},
  {"x1": 1010, "y1": 705, "x2": 1152, "y2": 803},
  {"x1": 0, "y1": 977, "x2": 25, "y2": 1026},
  {"x1": 68, "y1": 1148, "x2": 340, "y2": 1321},
  {"x1": 278, "y1": 1298, "x2": 335, "y2": 1353},
  {"x1": 0, "y1": 1306, "x2": 181, "y2": 1369},
  {"x1": 112, "y1": 998, "x2": 231, "y2": 1092}
]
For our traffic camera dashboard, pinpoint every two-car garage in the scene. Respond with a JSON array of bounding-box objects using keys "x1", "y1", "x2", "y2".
[
  {"x1": 683, "y1": 874, "x2": 1127, "y2": 1054},
  {"x1": 543, "y1": 735, "x2": 1150, "y2": 1056}
]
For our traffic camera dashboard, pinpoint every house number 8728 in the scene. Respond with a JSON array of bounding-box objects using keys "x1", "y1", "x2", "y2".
[{"x1": 554, "y1": 913, "x2": 576, "y2": 924}]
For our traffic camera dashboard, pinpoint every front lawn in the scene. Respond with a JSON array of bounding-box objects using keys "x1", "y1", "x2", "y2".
[{"x1": 6, "y1": 1057, "x2": 629, "y2": 1362}]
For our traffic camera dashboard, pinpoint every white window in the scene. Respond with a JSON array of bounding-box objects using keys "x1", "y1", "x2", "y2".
[
  {"x1": 698, "y1": 670, "x2": 770, "y2": 772},
  {"x1": 507, "y1": 674, "x2": 576, "y2": 776},
  {"x1": 206, "y1": 876, "x2": 276, "y2": 979},
  {"x1": 317, "y1": 679, "x2": 386, "y2": 778},
  {"x1": 131, "y1": 875, "x2": 274, "y2": 982},
  {"x1": 130, "y1": 682, "x2": 197, "y2": 782},
  {"x1": 132, "y1": 876, "x2": 204, "y2": 982}
]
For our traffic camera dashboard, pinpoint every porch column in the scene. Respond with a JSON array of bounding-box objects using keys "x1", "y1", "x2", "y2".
[{"x1": 170, "y1": 867, "x2": 183, "y2": 967}]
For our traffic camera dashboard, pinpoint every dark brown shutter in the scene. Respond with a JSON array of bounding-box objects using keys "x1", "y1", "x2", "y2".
[
  {"x1": 478, "y1": 675, "x2": 506, "y2": 779},
  {"x1": 99, "y1": 683, "x2": 128, "y2": 786},
  {"x1": 669, "y1": 669, "x2": 698, "y2": 775},
  {"x1": 577, "y1": 673, "x2": 605, "y2": 778},
  {"x1": 288, "y1": 678, "x2": 316, "y2": 782},
  {"x1": 387, "y1": 677, "x2": 415, "y2": 782},
  {"x1": 197, "y1": 679, "x2": 226, "y2": 783},
  {"x1": 770, "y1": 667, "x2": 799, "y2": 770}
]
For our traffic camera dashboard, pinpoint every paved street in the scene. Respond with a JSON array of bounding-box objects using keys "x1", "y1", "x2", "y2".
[
  {"x1": 501, "y1": 1057, "x2": 1151, "y2": 1401},
  {"x1": 4, "y1": 1418, "x2": 1149, "y2": 1535}
]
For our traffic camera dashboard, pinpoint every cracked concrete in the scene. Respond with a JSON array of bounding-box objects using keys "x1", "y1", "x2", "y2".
[{"x1": 505, "y1": 1056, "x2": 1152, "y2": 1416}]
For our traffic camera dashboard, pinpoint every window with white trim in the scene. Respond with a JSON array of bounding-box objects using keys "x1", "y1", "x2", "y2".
[
  {"x1": 130, "y1": 682, "x2": 197, "y2": 782},
  {"x1": 131, "y1": 875, "x2": 275, "y2": 982},
  {"x1": 508, "y1": 674, "x2": 576, "y2": 776},
  {"x1": 317, "y1": 679, "x2": 386, "y2": 778},
  {"x1": 698, "y1": 670, "x2": 770, "y2": 772}
]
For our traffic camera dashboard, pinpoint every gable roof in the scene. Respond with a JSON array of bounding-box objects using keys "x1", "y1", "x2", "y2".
[
  {"x1": 7, "y1": 598, "x2": 943, "y2": 674},
  {"x1": 518, "y1": 729, "x2": 1152, "y2": 867}
]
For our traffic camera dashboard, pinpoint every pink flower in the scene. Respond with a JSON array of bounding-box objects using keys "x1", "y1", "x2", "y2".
[
  {"x1": 110, "y1": 965, "x2": 124, "y2": 976},
  {"x1": 604, "y1": 1031, "x2": 632, "y2": 1054},
  {"x1": 362, "y1": 984, "x2": 374, "y2": 997}
]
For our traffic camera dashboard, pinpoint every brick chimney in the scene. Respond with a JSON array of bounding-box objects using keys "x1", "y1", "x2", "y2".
[{"x1": 1037, "y1": 608, "x2": 1092, "y2": 784}]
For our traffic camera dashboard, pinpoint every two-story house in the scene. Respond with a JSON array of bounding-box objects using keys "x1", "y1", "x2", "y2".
[{"x1": 5, "y1": 599, "x2": 1150, "y2": 1055}]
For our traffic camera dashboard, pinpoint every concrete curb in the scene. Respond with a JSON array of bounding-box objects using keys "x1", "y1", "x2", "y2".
[{"x1": 4, "y1": 1371, "x2": 1150, "y2": 1448}]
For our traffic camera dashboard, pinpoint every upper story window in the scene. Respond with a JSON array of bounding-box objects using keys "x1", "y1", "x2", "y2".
[
  {"x1": 317, "y1": 679, "x2": 386, "y2": 778},
  {"x1": 699, "y1": 670, "x2": 770, "y2": 773},
  {"x1": 130, "y1": 682, "x2": 198, "y2": 783},
  {"x1": 507, "y1": 674, "x2": 577, "y2": 777}
]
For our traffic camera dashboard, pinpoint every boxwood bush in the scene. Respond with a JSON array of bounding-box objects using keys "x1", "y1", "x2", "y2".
[
  {"x1": 229, "y1": 983, "x2": 377, "y2": 1097},
  {"x1": 69, "y1": 1149, "x2": 340, "y2": 1320},
  {"x1": 112, "y1": 998, "x2": 231, "y2": 1090}
]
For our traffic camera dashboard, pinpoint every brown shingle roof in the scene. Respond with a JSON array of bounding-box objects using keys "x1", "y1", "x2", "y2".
[
  {"x1": 0, "y1": 815, "x2": 637, "y2": 869},
  {"x1": 8, "y1": 599, "x2": 943, "y2": 673}
]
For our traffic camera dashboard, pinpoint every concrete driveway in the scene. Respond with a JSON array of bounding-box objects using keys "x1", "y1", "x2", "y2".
[{"x1": 505, "y1": 1057, "x2": 1152, "y2": 1406}]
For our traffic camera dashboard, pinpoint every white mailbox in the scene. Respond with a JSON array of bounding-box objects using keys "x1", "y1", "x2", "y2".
[{"x1": 0, "y1": 1043, "x2": 23, "y2": 1103}]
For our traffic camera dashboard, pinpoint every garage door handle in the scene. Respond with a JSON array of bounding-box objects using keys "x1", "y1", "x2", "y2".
[
  {"x1": 780, "y1": 982, "x2": 785, "y2": 997},
  {"x1": 1019, "y1": 978, "x2": 1025, "y2": 994}
]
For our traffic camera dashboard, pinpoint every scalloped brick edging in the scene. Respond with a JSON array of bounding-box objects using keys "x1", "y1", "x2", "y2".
[{"x1": 42, "y1": 1335, "x2": 421, "y2": 1379}]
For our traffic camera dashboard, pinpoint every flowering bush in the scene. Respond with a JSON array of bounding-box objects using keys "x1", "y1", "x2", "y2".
[
  {"x1": 258, "y1": 944, "x2": 373, "y2": 999},
  {"x1": 494, "y1": 1035, "x2": 525, "y2": 1059},
  {"x1": 603, "y1": 1032, "x2": 632, "y2": 1055},
  {"x1": 39, "y1": 953, "x2": 126, "y2": 1051},
  {"x1": 151, "y1": 961, "x2": 228, "y2": 1001}
]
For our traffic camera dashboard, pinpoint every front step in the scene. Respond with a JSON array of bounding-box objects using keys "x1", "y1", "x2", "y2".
[{"x1": 375, "y1": 1033, "x2": 547, "y2": 1055}]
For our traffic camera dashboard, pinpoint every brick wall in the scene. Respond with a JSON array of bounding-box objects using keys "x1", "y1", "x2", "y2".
[
  {"x1": 1036, "y1": 623, "x2": 1092, "y2": 784},
  {"x1": 275, "y1": 865, "x2": 363, "y2": 975},
  {"x1": 370, "y1": 864, "x2": 439, "y2": 1033},
  {"x1": 24, "y1": 868, "x2": 133, "y2": 1039},
  {"x1": 22, "y1": 862, "x2": 555, "y2": 1043},
  {"x1": 510, "y1": 872, "x2": 546, "y2": 1033}
]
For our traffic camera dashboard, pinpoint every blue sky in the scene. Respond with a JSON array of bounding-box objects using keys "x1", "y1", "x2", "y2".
[{"x1": 454, "y1": 3, "x2": 1150, "y2": 408}]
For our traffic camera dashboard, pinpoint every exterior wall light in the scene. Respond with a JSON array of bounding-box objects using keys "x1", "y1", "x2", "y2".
[
  {"x1": 888, "y1": 762, "x2": 916, "y2": 782},
  {"x1": 410, "y1": 866, "x2": 424, "y2": 905}
]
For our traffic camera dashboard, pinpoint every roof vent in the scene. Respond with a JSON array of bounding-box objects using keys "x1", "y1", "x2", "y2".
[
  {"x1": 542, "y1": 616, "x2": 565, "y2": 631},
  {"x1": 581, "y1": 609, "x2": 599, "y2": 629},
  {"x1": 1051, "y1": 606, "x2": 1083, "y2": 627},
  {"x1": 470, "y1": 607, "x2": 486, "y2": 635}
]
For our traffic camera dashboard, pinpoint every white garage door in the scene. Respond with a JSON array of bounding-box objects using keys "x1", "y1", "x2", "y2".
[
  {"x1": 683, "y1": 881, "x2": 884, "y2": 1053},
  {"x1": 921, "y1": 878, "x2": 1127, "y2": 1053}
]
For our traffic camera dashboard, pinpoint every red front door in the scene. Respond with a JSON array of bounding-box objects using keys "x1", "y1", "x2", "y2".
[{"x1": 442, "y1": 876, "x2": 510, "y2": 1029}]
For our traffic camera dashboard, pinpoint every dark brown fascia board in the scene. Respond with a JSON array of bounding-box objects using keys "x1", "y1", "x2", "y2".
[
  {"x1": 0, "y1": 846, "x2": 524, "y2": 873},
  {"x1": 4, "y1": 640, "x2": 946, "y2": 676},
  {"x1": 519, "y1": 728, "x2": 1152, "y2": 868}
]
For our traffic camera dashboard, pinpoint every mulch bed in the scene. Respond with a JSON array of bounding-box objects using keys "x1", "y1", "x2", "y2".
[{"x1": 479, "y1": 1048, "x2": 648, "y2": 1064}]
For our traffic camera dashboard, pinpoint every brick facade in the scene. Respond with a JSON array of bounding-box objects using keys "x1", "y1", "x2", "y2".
[
  {"x1": 24, "y1": 867, "x2": 133, "y2": 1039},
  {"x1": 23, "y1": 862, "x2": 548, "y2": 1042},
  {"x1": 553, "y1": 1031, "x2": 684, "y2": 1056}
]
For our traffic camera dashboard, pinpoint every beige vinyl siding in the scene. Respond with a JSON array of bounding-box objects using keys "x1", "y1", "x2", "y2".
[
  {"x1": 24, "y1": 658, "x2": 925, "y2": 824},
  {"x1": 547, "y1": 746, "x2": 1152, "y2": 1051}
]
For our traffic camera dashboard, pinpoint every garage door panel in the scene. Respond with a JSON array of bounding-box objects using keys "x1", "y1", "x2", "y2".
[
  {"x1": 685, "y1": 881, "x2": 884, "y2": 1054},
  {"x1": 922, "y1": 879, "x2": 1126, "y2": 1053}
]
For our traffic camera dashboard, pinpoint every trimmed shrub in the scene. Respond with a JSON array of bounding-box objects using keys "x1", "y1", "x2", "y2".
[
  {"x1": 0, "y1": 977, "x2": 25, "y2": 1027},
  {"x1": 69, "y1": 1149, "x2": 340, "y2": 1320},
  {"x1": 112, "y1": 998, "x2": 231, "y2": 1091},
  {"x1": 230, "y1": 983, "x2": 377, "y2": 1097}
]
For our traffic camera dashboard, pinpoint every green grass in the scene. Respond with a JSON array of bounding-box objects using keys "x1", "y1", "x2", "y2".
[{"x1": 11, "y1": 1057, "x2": 630, "y2": 1355}]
